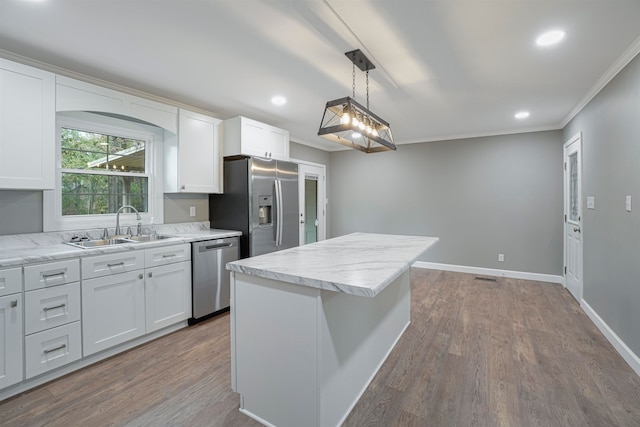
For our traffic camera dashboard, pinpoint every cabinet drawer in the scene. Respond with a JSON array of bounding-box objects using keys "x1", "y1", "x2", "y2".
[
  {"x1": 82, "y1": 251, "x2": 144, "y2": 280},
  {"x1": 25, "y1": 321, "x2": 82, "y2": 379},
  {"x1": 24, "y1": 259, "x2": 80, "y2": 291},
  {"x1": 25, "y1": 282, "x2": 81, "y2": 335},
  {"x1": 0, "y1": 267, "x2": 22, "y2": 297},
  {"x1": 145, "y1": 243, "x2": 191, "y2": 267}
]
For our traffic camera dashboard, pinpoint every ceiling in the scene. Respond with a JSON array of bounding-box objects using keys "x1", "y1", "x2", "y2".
[{"x1": 1, "y1": 0, "x2": 640, "y2": 151}]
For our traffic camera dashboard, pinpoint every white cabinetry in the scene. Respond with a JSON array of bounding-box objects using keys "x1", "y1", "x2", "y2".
[
  {"x1": 0, "y1": 59, "x2": 55, "y2": 190},
  {"x1": 82, "y1": 244, "x2": 191, "y2": 356},
  {"x1": 223, "y1": 116, "x2": 290, "y2": 160},
  {"x1": 82, "y1": 270, "x2": 146, "y2": 356},
  {"x1": 165, "y1": 109, "x2": 222, "y2": 193},
  {"x1": 144, "y1": 244, "x2": 191, "y2": 332},
  {"x1": 81, "y1": 251, "x2": 146, "y2": 356},
  {"x1": 56, "y1": 75, "x2": 178, "y2": 133},
  {"x1": 23, "y1": 259, "x2": 81, "y2": 379},
  {"x1": 0, "y1": 267, "x2": 23, "y2": 390}
]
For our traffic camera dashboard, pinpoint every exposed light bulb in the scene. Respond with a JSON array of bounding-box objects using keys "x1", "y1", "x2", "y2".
[
  {"x1": 352, "y1": 132, "x2": 362, "y2": 138},
  {"x1": 341, "y1": 113, "x2": 351, "y2": 125}
]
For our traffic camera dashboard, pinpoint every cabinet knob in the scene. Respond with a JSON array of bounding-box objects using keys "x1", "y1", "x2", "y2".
[
  {"x1": 138, "y1": 274, "x2": 143, "y2": 280},
  {"x1": 10, "y1": 300, "x2": 18, "y2": 308},
  {"x1": 148, "y1": 272, "x2": 153, "y2": 278}
]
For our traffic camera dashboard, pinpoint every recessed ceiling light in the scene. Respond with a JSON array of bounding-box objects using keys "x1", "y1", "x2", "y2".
[
  {"x1": 515, "y1": 111, "x2": 530, "y2": 119},
  {"x1": 271, "y1": 95, "x2": 286, "y2": 106},
  {"x1": 536, "y1": 30, "x2": 566, "y2": 47}
]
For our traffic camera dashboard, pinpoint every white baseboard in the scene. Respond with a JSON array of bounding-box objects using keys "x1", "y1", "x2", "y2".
[
  {"x1": 581, "y1": 299, "x2": 640, "y2": 378},
  {"x1": 413, "y1": 261, "x2": 564, "y2": 285}
]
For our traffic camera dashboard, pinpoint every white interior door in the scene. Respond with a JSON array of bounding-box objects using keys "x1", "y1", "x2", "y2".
[
  {"x1": 297, "y1": 162, "x2": 326, "y2": 245},
  {"x1": 564, "y1": 132, "x2": 583, "y2": 301}
]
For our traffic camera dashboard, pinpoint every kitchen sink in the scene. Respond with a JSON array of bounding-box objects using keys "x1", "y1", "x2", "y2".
[
  {"x1": 64, "y1": 234, "x2": 176, "y2": 249},
  {"x1": 121, "y1": 234, "x2": 175, "y2": 242},
  {"x1": 64, "y1": 238, "x2": 131, "y2": 249}
]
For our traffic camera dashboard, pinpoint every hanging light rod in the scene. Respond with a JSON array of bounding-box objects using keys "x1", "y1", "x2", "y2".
[{"x1": 318, "y1": 49, "x2": 396, "y2": 153}]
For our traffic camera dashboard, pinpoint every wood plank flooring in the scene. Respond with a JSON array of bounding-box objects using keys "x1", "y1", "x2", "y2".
[{"x1": 2, "y1": 269, "x2": 640, "y2": 426}]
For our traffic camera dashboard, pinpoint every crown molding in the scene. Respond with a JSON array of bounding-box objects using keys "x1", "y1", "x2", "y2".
[{"x1": 561, "y1": 34, "x2": 640, "y2": 128}]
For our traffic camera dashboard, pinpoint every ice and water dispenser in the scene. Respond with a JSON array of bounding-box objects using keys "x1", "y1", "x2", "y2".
[{"x1": 258, "y1": 195, "x2": 272, "y2": 226}]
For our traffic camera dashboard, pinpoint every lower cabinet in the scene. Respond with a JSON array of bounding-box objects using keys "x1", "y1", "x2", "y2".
[
  {"x1": 0, "y1": 293, "x2": 23, "y2": 390},
  {"x1": 145, "y1": 262, "x2": 192, "y2": 333},
  {"x1": 82, "y1": 252, "x2": 192, "y2": 356},
  {"x1": 25, "y1": 321, "x2": 82, "y2": 379},
  {"x1": 82, "y1": 270, "x2": 146, "y2": 356}
]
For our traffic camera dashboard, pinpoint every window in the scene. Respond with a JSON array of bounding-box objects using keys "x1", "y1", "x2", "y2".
[
  {"x1": 44, "y1": 112, "x2": 164, "y2": 231},
  {"x1": 61, "y1": 127, "x2": 149, "y2": 215}
]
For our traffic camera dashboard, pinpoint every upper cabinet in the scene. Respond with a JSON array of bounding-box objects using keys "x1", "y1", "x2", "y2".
[
  {"x1": 223, "y1": 116, "x2": 290, "y2": 160},
  {"x1": 164, "y1": 109, "x2": 222, "y2": 194},
  {"x1": 56, "y1": 75, "x2": 178, "y2": 133},
  {"x1": 0, "y1": 59, "x2": 55, "y2": 190}
]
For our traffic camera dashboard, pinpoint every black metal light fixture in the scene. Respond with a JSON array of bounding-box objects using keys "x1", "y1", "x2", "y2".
[{"x1": 318, "y1": 49, "x2": 396, "y2": 153}]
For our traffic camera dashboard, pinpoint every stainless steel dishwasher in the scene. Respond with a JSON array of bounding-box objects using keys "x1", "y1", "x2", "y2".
[{"x1": 191, "y1": 237, "x2": 239, "y2": 322}]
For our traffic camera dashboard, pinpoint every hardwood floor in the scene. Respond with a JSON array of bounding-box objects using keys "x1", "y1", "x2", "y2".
[{"x1": 2, "y1": 269, "x2": 640, "y2": 426}]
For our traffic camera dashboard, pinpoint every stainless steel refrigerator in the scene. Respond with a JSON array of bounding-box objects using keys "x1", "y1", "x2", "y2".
[{"x1": 209, "y1": 156, "x2": 299, "y2": 258}]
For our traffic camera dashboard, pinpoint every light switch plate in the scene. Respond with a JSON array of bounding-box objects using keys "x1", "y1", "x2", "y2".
[
  {"x1": 626, "y1": 196, "x2": 632, "y2": 212},
  {"x1": 190, "y1": 206, "x2": 196, "y2": 217},
  {"x1": 587, "y1": 196, "x2": 595, "y2": 209}
]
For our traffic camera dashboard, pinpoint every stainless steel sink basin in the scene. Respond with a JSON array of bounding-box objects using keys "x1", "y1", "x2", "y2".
[
  {"x1": 121, "y1": 234, "x2": 175, "y2": 242},
  {"x1": 64, "y1": 234, "x2": 175, "y2": 249},
  {"x1": 64, "y1": 238, "x2": 130, "y2": 249}
]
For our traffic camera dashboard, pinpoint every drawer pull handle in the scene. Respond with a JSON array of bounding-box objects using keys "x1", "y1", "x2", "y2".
[
  {"x1": 44, "y1": 344, "x2": 67, "y2": 354},
  {"x1": 107, "y1": 262, "x2": 125, "y2": 267},
  {"x1": 162, "y1": 254, "x2": 176, "y2": 258},
  {"x1": 44, "y1": 303, "x2": 66, "y2": 312},
  {"x1": 43, "y1": 271, "x2": 65, "y2": 279},
  {"x1": 10, "y1": 300, "x2": 18, "y2": 308}
]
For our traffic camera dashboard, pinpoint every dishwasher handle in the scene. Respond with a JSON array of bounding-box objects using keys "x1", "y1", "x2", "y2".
[{"x1": 200, "y1": 242, "x2": 234, "y2": 252}]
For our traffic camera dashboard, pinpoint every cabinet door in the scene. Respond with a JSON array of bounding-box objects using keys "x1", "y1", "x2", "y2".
[
  {"x1": 145, "y1": 262, "x2": 191, "y2": 333},
  {"x1": 241, "y1": 118, "x2": 269, "y2": 157},
  {"x1": 0, "y1": 59, "x2": 55, "y2": 190},
  {"x1": 0, "y1": 294, "x2": 23, "y2": 390},
  {"x1": 265, "y1": 126, "x2": 290, "y2": 160},
  {"x1": 175, "y1": 109, "x2": 222, "y2": 193},
  {"x1": 82, "y1": 271, "x2": 145, "y2": 356}
]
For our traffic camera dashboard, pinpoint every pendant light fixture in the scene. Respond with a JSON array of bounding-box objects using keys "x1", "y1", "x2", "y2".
[{"x1": 318, "y1": 49, "x2": 396, "y2": 153}]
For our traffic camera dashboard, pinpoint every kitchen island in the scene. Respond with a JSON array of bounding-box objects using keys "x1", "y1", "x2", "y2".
[{"x1": 227, "y1": 232, "x2": 438, "y2": 427}]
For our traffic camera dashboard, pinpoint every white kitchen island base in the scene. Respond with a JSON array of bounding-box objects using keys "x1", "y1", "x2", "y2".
[{"x1": 231, "y1": 269, "x2": 411, "y2": 427}]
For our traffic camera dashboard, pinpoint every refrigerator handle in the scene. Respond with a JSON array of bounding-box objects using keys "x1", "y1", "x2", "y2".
[
  {"x1": 275, "y1": 179, "x2": 283, "y2": 246},
  {"x1": 276, "y1": 179, "x2": 284, "y2": 246}
]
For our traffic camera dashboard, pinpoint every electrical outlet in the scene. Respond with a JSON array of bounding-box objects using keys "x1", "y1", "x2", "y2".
[
  {"x1": 190, "y1": 206, "x2": 196, "y2": 217},
  {"x1": 498, "y1": 253, "x2": 504, "y2": 262}
]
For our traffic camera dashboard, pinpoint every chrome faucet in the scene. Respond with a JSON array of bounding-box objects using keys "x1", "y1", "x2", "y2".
[{"x1": 115, "y1": 205, "x2": 141, "y2": 236}]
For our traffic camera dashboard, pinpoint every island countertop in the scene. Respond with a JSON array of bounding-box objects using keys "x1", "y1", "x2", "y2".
[{"x1": 226, "y1": 232, "x2": 438, "y2": 297}]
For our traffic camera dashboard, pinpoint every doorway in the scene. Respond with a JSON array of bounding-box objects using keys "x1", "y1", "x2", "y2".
[
  {"x1": 564, "y1": 132, "x2": 583, "y2": 302},
  {"x1": 297, "y1": 162, "x2": 326, "y2": 245}
]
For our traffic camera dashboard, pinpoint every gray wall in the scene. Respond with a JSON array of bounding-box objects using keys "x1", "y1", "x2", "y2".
[
  {"x1": 329, "y1": 131, "x2": 564, "y2": 275},
  {"x1": 564, "y1": 53, "x2": 640, "y2": 357},
  {"x1": 0, "y1": 190, "x2": 42, "y2": 234}
]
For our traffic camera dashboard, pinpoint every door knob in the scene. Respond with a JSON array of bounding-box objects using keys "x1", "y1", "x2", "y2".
[
  {"x1": 573, "y1": 227, "x2": 581, "y2": 233},
  {"x1": 300, "y1": 220, "x2": 305, "y2": 224}
]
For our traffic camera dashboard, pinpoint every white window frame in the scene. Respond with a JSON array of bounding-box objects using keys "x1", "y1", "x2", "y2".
[{"x1": 44, "y1": 112, "x2": 164, "y2": 232}]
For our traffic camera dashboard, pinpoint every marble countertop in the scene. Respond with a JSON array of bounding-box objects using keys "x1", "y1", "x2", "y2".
[
  {"x1": 0, "y1": 222, "x2": 241, "y2": 268},
  {"x1": 227, "y1": 232, "x2": 438, "y2": 297}
]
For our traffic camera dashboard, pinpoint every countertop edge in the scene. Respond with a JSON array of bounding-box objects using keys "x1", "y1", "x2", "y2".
[
  {"x1": 228, "y1": 235, "x2": 439, "y2": 298},
  {"x1": 0, "y1": 229, "x2": 242, "y2": 268}
]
